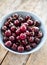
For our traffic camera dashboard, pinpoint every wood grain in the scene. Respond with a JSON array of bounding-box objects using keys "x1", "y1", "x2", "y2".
[
  {"x1": 0, "y1": 45, "x2": 7, "y2": 64},
  {"x1": 1, "y1": 52, "x2": 29, "y2": 65}
]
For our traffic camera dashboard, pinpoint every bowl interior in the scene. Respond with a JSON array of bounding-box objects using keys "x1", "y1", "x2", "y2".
[{"x1": 0, "y1": 11, "x2": 46, "y2": 54}]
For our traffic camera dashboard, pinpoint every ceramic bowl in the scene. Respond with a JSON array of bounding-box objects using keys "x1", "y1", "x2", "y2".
[{"x1": 0, "y1": 11, "x2": 46, "y2": 54}]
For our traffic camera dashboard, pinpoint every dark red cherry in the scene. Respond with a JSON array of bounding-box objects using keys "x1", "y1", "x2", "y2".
[
  {"x1": 20, "y1": 25, "x2": 26, "y2": 32},
  {"x1": 12, "y1": 44, "x2": 17, "y2": 50},
  {"x1": 14, "y1": 20, "x2": 19, "y2": 26},
  {"x1": 5, "y1": 41, "x2": 12, "y2": 47},
  {"x1": 18, "y1": 46, "x2": 24, "y2": 52},
  {"x1": 9, "y1": 36, "x2": 15, "y2": 41},
  {"x1": 26, "y1": 45, "x2": 31, "y2": 51},
  {"x1": 2, "y1": 26, "x2": 7, "y2": 31},
  {"x1": 38, "y1": 31, "x2": 43, "y2": 38},
  {"x1": 27, "y1": 20, "x2": 34, "y2": 25},
  {"x1": 16, "y1": 28, "x2": 20, "y2": 35},
  {"x1": 29, "y1": 37, "x2": 34, "y2": 42},
  {"x1": 20, "y1": 33, "x2": 26, "y2": 40},
  {"x1": 11, "y1": 26, "x2": 16, "y2": 32},
  {"x1": 5, "y1": 30, "x2": 11, "y2": 37}
]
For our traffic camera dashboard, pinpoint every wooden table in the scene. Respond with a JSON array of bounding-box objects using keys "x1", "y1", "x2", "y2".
[{"x1": 0, "y1": 0, "x2": 47, "y2": 65}]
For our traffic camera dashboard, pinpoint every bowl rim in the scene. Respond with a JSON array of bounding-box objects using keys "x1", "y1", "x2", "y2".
[{"x1": 0, "y1": 11, "x2": 47, "y2": 54}]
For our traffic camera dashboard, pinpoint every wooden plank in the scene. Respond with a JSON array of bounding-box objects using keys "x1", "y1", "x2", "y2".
[
  {"x1": 0, "y1": 45, "x2": 7, "y2": 64},
  {"x1": 1, "y1": 52, "x2": 30, "y2": 65},
  {"x1": 1, "y1": 0, "x2": 39, "y2": 65},
  {"x1": 26, "y1": 41, "x2": 47, "y2": 65}
]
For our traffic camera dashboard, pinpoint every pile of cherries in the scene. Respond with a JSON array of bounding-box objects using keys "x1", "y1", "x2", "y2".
[{"x1": 1, "y1": 13, "x2": 43, "y2": 53}]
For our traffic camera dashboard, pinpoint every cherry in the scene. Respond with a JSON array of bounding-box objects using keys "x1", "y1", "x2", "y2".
[
  {"x1": 22, "y1": 23, "x2": 28, "y2": 26},
  {"x1": 27, "y1": 20, "x2": 33, "y2": 25},
  {"x1": 9, "y1": 23, "x2": 13, "y2": 28},
  {"x1": 26, "y1": 45, "x2": 31, "y2": 51},
  {"x1": 12, "y1": 14, "x2": 18, "y2": 19},
  {"x1": 12, "y1": 33, "x2": 16, "y2": 37},
  {"x1": 29, "y1": 37, "x2": 34, "y2": 42},
  {"x1": 12, "y1": 44, "x2": 17, "y2": 50},
  {"x1": 20, "y1": 33, "x2": 26, "y2": 40},
  {"x1": 35, "y1": 37, "x2": 40, "y2": 43},
  {"x1": 38, "y1": 31, "x2": 43, "y2": 38},
  {"x1": 30, "y1": 32, "x2": 35, "y2": 36},
  {"x1": 20, "y1": 25, "x2": 26, "y2": 32},
  {"x1": 7, "y1": 17, "x2": 12, "y2": 22},
  {"x1": 22, "y1": 40, "x2": 27, "y2": 45},
  {"x1": 5, "y1": 30, "x2": 11, "y2": 37},
  {"x1": 5, "y1": 41, "x2": 12, "y2": 47},
  {"x1": 2, "y1": 26, "x2": 7, "y2": 31},
  {"x1": 18, "y1": 46, "x2": 24, "y2": 52},
  {"x1": 3, "y1": 37, "x2": 8, "y2": 42},
  {"x1": 16, "y1": 28, "x2": 20, "y2": 35},
  {"x1": 9, "y1": 36, "x2": 15, "y2": 41},
  {"x1": 11, "y1": 26, "x2": 16, "y2": 32},
  {"x1": 16, "y1": 36, "x2": 20, "y2": 40},
  {"x1": 31, "y1": 43, "x2": 37, "y2": 48},
  {"x1": 25, "y1": 15, "x2": 31, "y2": 20},
  {"x1": 31, "y1": 27, "x2": 39, "y2": 32},
  {"x1": 14, "y1": 20, "x2": 19, "y2": 26},
  {"x1": 5, "y1": 21, "x2": 10, "y2": 26},
  {"x1": 18, "y1": 16, "x2": 24, "y2": 22},
  {"x1": 26, "y1": 30, "x2": 30, "y2": 36},
  {"x1": 34, "y1": 20, "x2": 41, "y2": 26}
]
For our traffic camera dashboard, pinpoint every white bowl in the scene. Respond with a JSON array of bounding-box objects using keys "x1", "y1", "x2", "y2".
[{"x1": 0, "y1": 11, "x2": 47, "y2": 54}]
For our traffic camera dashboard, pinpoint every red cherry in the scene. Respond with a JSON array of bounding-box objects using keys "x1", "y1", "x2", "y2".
[
  {"x1": 16, "y1": 28, "x2": 20, "y2": 35},
  {"x1": 7, "y1": 17, "x2": 12, "y2": 22},
  {"x1": 27, "y1": 20, "x2": 33, "y2": 25},
  {"x1": 2, "y1": 26, "x2": 7, "y2": 31},
  {"x1": 3, "y1": 37, "x2": 8, "y2": 42},
  {"x1": 18, "y1": 46, "x2": 24, "y2": 52},
  {"x1": 35, "y1": 37, "x2": 40, "y2": 43},
  {"x1": 5, "y1": 41, "x2": 12, "y2": 47},
  {"x1": 12, "y1": 33, "x2": 16, "y2": 37},
  {"x1": 5, "y1": 30, "x2": 11, "y2": 37},
  {"x1": 18, "y1": 16, "x2": 24, "y2": 22},
  {"x1": 26, "y1": 45, "x2": 31, "y2": 51},
  {"x1": 20, "y1": 33, "x2": 26, "y2": 40},
  {"x1": 12, "y1": 14, "x2": 18, "y2": 19},
  {"x1": 16, "y1": 36, "x2": 20, "y2": 40},
  {"x1": 26, "y1": 30, "x2": 30, "y2": 36},
  {"x1": 20, "y1": 25, "x2": 26, "y2": 32},
  {"x1": 30, "y1": 32, "x2": 35, "y2": 36},
  {"x1": 22, "y1": 40, "x2": 27, "y2": 45},
  {"x1": 34, "y1": 20, "x2": 41, "y2": 26},
  {"x1": 9, "y1": 23, "x2": 13, "y2": 28},
  {"x1": 38, "y1": 31, "x2": 43, "y2": 38},
  {"x1": 22, "y1": 23, "x2": 28, "y2": 26},
  {"x1": 14, "y1": 20, "x2": 19, "y2": 26},
  {"x1": 5, "y1": 21, "x2": 10, "y2": 26},
  {"x1": 29, "y1": 37, "x2": 34, "y2": 42},
  {"x1": 31, "y1": 27, "x2": 39, "y2": 32},
  {"x1": 9, "y1": 36, "x2": 15, "y2": 41},
  {"x1": 25, "y1": 15, "x2": 31, "y2": 20},
  {"x1": 31, "y1": 43, "x2": 37, "y2": 48},
  {"x1": 11, "y1": 26, "x2": 16, "y2": 32},
  {"x1": 12, "y1": 44, "x2": 17, "y2": 50}
]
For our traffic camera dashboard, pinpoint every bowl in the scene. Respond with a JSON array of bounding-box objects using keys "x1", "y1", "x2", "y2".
[{"x1": 0, "y1": 11, "x2": 46, "y2": 54}]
